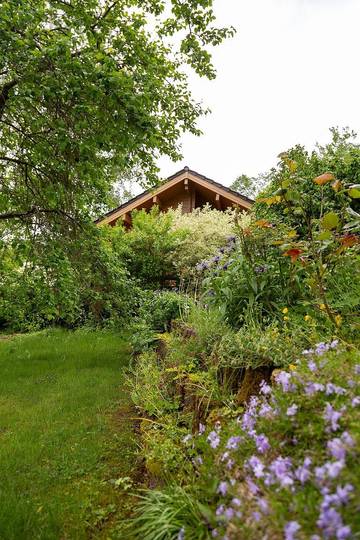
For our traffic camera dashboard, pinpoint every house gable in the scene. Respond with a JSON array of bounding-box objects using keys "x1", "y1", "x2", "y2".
[{"x1": 96, "y1": 167, "x2": 253, "y2": 227}]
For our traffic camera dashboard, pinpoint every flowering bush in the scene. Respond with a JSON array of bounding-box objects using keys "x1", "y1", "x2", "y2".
[
  {"x1": 168, "y1": 205, "x2": 244, "y2": 284},
  {"x1": 201, "y1": 220, "x2": 302, "y2": 327},
  {"x1": 170, "y1": 342, "x2": 360, "y2": 539}
]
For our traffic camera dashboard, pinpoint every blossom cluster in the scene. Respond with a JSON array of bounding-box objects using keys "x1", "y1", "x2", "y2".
[
  {"x1": 180, "y1": 341, "x2": 360, "y2": 539},
  {"x1": 195, "y1": 235, "x2": 237, "y2": 273}
]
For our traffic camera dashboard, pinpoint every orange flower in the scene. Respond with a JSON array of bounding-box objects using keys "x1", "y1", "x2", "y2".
[
  {"x1": 283, "y1": 248, "x2": 303, "y2": 263},
  {"x1": 313, "y1": 173, "x2": 335, "y2": 186},
  {"x1": 340, "y1": 234, "x2": 359, "y2": 248},
  {"x1": 255, "y1": 219, "x2": 273, "y2": 228}
]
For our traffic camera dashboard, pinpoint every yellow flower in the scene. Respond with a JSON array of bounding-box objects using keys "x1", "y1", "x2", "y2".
[
  {"x1": 304, "y1": 315, "x2": 311, "y2": 322},
  {"x1": 283, "y1": 316, "x2": 289, "y2": 321},
  {"x1": 335, "y1": 314, "x2": 342, "y2": 327},
  {"x1": 282, "y1": 307, "x2": 289, "y2": 314},
  {"x1": 289, "y1": 364, "x2": 297, "y2": 371},
  {"x1": 319, "y1": 304, "x2": 326, "y2": 311}
]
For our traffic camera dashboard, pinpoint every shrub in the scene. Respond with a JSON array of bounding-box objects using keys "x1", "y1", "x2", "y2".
[
  {"x1": 107, "y1": 207, "x2": 186, "y2": 289},
  {"x1": 147, "y1": 342, "x2": 360, "y2": 539},
  {"x1": 201, "y1": 219, "x2": 300, "y2": 328},
  {"x1": 137, "y1": 290, "x2": 192, "y2": 332},
  {"x1": 168, "y1": 205, "x2": 241, "y2": 285},
  {"x1": 254, "y1": 128, "x2": 360, "y2": 228},
  {"x1": 0, "y1": 226, "x2": 138, "y2": 331},
  {"x1": 217, "y1": 321, "x2": 309, "y2": 370}
]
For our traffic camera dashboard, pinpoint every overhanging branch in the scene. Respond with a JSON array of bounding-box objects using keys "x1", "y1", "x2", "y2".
[{"x1": 0, "y1": 79, "x2": 18, "y2": 120}]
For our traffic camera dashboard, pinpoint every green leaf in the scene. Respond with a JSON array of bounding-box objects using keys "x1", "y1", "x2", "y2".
[
  {"x1": 317, "y1": 230, "x2": 333, "y2": 241},
  {"x1": 348, "y1": 188, "x2": 360, "y2": 199},
  {"x1": 321, "y1": 211, "x2": 340, "y2": 230}
]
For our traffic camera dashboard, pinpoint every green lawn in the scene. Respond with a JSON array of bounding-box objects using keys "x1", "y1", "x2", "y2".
[{"x1": 0, "y1": 329, "x2": 135, "y2": 540}]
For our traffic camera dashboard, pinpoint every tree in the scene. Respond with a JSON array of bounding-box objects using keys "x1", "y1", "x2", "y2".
[
  {"x1": 254, "y1": 128, "x2": 360, "y2": 228},
  {"x1": 0, "y1": 0, "x2": 234, "y2": 229},
  {"x1": 230, "y1": 173, "x2": 268, "y2": 199}
]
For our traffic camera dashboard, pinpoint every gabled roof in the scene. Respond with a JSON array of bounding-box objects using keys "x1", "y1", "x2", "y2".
[{"x1": 96, "y1": 167, "x2": 253, "y2": 225}]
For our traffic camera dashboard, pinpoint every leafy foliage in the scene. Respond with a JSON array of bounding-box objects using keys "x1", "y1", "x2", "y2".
[
  {"x1": 113, "y1": 207, "x2": 186, "y2": 288},
  {"x1": 127, "y1": 131, "x2": 360, "y2": 540},
  {"x1": 0, "y1": 0, "x2": 233, "y2": 228},
  {"x1": 0, "y1": 225, "x2": 138, "y2": 331},
  {"x1": 255, "y1": 128, "x2": 360, "y2": 228}
]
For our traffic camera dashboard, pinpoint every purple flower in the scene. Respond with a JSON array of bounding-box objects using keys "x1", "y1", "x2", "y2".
[
  {"x1": 286, "y1": 404, "x2": 298, "y2": 416},
  {"x1": 259, "y1": 380, "x2": 272, "y2": 395},
  {"x1": 227, "y1": 235, "x2": 236, "y2": 243},
  {"x1": 324, "y1": 403, "x2": 342, "y2": 432},
  {"x1": 351, "y1": 396, "x2": 360, "y2": 407},
  {"x1": 208, "y1": 431, "x2": 220, "y2": 449},
  {"x1": 328, "y1": 460, "x2": 345, "y2": 479},
  {"x1": 327, "y1": 438, "x2": 347, "y2": 460},
  {"x1": 305, "y1": 382, "x2": 325, "y2": 396},
  {"x1": 216, "y1": 504, "x2": 225, "y2": 516},
  {"x1": 211, "y1": 530, "x2": 218, "y2": 538},
  {"x1": 227, "y1": 459, "x2": 235, "y2": 470},
  {"x1": 295, "y1": 457, "x2": 312, "y2": 483},
  {"x1": 232, "y1": 497, "x2": 241, "y2": 507},
  {"x1": 336, "y1": 526, "x2": 351, "y2": 539},
  {"x1": 276, "y1": 371, "x2": 295, "y2": 392},
  {"x1": 248, "y1": 396, "x2": 260, "y2": 410},
  {"x1": 255, "y1": 434, "x2": 270, "y2": 454},
  {"x1": 315, "y1": 342, "x2": 330, "y2": 356},
  {"x1": 193, "y1": 456, "x2": 203, "y2": 466},
  {"x1": 259, "y1": 402, "x2": 274, "y2": 417},
  {"x1": 335, "y1": 484, "x2": 354, "y2": 505},
  {"x1": 198, "y1": 423, "x2": 206, "y2": 434},
  {"x1": 246, "y1": 476, "x2": 260, "y2": 495},
  {"x1": 226, "y1": 435, "x2": 242, "y2": 450},
  {"x1": 224, "y1": 507, "x2": 235, "y2": 520},
  {"x1": 242, "y1": 411, "x2": 256, "y2": 433},
  {"x1": 308, "y1": 359, "x2": 318, "y2": 372},
  {"x1": 177, "y1": 527, "x2": 185, "y2": 540},
  {"x1": 317, "y1": 507, "x2": 347, "y2": 538},
  {"x1": 316, "y1": 460, "x2": 344, "y2": 481},
  {"x1": 341, "y1": 431, "x2": 354, "y2": 446},
  {"x1": 247, "y1": 456, "x2": 265, "y2": 478},
  {"x1": 252, "y1": 511, "x2": 261, "y2": 522},
  {"x1": 270, "y1": 456, "x2": 293, "y2": 487},
  {"x1": 217, "y1": 481, "x2": 228, "y2": 496},
  {"x1": 354, "y1": 364, "x2": 360, "y2": 375},
  {"x1": 284, "y1": 521, "x2": 301, "y2": 540},
  {"x1": 326, "y1": 383, "x2": 346, "y2": 396}
]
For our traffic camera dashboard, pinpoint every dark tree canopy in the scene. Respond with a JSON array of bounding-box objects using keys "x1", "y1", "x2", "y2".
[{"x1": 0, "y1": 0, "x2": 234, "y2": 228}]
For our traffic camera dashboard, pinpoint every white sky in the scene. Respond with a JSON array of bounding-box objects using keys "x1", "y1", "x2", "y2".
[{"x1": 158, "y1": 0, "x2": 360, "y2": 187}]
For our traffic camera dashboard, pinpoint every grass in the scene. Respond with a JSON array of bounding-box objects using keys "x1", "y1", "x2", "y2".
[{"x1": 0, "y1": 328, "x2": 136, "y2": 540}]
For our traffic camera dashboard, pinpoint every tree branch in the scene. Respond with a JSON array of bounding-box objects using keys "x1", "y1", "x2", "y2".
[
  {"x1": 0, "y1": 206, "x2": 81, "y2": 225},
  {"x1": 0, "y1": 155, "x2": 28, "y2": 166},
  {"x1": 91, "y1": 1, "x2": 119, "y2": 30},
  {"x1": 0, "y1": 79, "x2": 18, "y2": 120}
]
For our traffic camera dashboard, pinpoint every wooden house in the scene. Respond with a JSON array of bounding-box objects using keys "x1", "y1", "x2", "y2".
[{"x1": 96, "y1": 167, "x2": 253, "y2": 227}]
